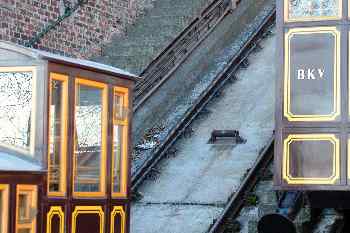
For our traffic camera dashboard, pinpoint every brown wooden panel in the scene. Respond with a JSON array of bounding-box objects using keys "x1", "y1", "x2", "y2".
[
  {"x1": 46, "y1": 206, "x2": 64, "y2": 233},
  {"x1": 71, "y1": 206, "x2": 104, "y2": 233},
  {"x1": 111, "y1": 206, "x2": 126, "y2": 233},
  {"x1": 50, "y1": 215, "x2": 61, "y2": 233}
]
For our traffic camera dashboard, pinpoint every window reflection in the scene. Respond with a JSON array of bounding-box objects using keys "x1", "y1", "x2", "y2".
[
  {"x1": 0, "y1": 71, "x2": 33, "y2": 151},
  {"x1": 113, "y1": 125, "x2": 123, "y2": 193},
  {"x1": 112, "y1": 90, "x2": 128, "y2": 196},
  {"x1": 74, "y1": 82, "x2": 105, "y2": 194},
  {"x1": 288, "y1": 0, "x2": 340, "y2": 19},
  {"x1": 16, "y1": 185, "x2": 37, "y2": 233},
  {"x1": 0, "y1": 185, "x2": 9, "y2": 233},
  {"x1": 18, "y1": 194, "x2": 30, "y2": 221},
  {"x1": 48, "y1": 76, "x2": 67, "y2": 196},
  {"x1": 114, "y1": 95, "x2": 128, "y2": 122}
]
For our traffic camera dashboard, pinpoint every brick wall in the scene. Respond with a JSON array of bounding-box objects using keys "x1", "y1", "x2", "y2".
[{"x1": 0, "y1": 0, "x2": 154, "y2": 58}]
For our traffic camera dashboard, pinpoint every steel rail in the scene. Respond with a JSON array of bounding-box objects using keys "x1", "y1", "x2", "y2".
[
  {"x1": 207, "y1": 137, "x2": 274, "y2": 233},
  {"x1": 131, "y1": 8, "x2": 276, "y2": 191},
  {"x1": 133, "y1": 0, "x2": 235, "y2": 111},
  {"x1": 208, "y1": 138, "x2": 345, "y2": 233}
]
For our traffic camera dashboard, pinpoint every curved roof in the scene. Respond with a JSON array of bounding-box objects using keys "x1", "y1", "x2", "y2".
[{"x1": 0, "y1": 40, "x2": 140, "y2": 81}]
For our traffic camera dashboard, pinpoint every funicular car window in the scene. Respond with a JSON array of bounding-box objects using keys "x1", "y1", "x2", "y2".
[
  {"x1": 0, "y1": 185, "x2": 9, "y2": 233},
  {"x1": 112, "y1": 88, "x2": 128, "y2": 196},
  {"x1": 286, "y1": 0, "x2": 341, "y2": 21},
  {"x1": 73, "y1": 79, "x2": 107, "y2": 196},
  {"x1": 48, "y1": 73, "x2": 68, "y2": 196},
  {"x1": 284, "y1": 27, "x2": 340, "y2": 121},
  {"x1": 16, "y1": 185, "x2": 37, "y2": 233},
  {"x1": 0, "y1": 67, "x2": 36, "y2": 154}
]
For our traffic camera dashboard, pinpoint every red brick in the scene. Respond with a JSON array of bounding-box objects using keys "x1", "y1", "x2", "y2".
[{"x1": 0, "y1": 0, "x2": 153, "y2": 58}]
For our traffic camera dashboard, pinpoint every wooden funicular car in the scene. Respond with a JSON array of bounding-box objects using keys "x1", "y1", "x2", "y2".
[{"x1": 0, "y1": 41, "x2": 138, "y2": 233}]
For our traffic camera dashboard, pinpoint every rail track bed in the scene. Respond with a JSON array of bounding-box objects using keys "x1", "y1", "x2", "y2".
[
  {"x1": 131, "y1": 2, "x2": 276, "y2": 191},
  {"x1": 214, "y1": 150, "x2": 346, "y2": 233},
  {"x1": 130, "y1": 16, "x2": 276, "y2": 232}
]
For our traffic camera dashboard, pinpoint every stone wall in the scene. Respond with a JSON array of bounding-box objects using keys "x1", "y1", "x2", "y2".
[{"x1": 0, "y1": 0, "x2": 154, "y2": 58}]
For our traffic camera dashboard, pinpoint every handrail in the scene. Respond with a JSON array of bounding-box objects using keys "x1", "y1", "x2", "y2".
[{"x1": 133, "y1": 0, "x2": 238, "y2": 111}]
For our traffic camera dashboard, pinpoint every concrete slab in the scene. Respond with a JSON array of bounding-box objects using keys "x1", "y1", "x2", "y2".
[
  {"x1": 131, "y1": 29, "x2": 276, "y2": 233},
  {"x1": 131, "y1": 204, "x2": 223, "y2": 233}
]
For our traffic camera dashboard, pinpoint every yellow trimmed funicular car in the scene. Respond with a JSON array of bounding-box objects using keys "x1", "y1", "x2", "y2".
[{"x1": 0, "y1": 41, "x2": 137, "y2": 233}]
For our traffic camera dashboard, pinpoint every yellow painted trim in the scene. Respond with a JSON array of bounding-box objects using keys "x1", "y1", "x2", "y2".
[
  {"x1": 348, "y1": 139, "x2": 350, "y2": 180},
  {"x1": 71, "y1": 206, "x2": 104, "y2": 233},
  {"x1": 347, "y1": 32, "x2": 350, "y2": 119},
  {"x1": 76, "y1": 78, "x2": 107, "y2": 89},
  {"x1": 48, "y1": 73, "x2": 68, "y2": 197},
  {"x1": 110, "y1": 206, "x2": 126, "y2": 233},
  {"x1": 112, "y1": 87, "x2": 129, "y2": 198},
  {"x1": 282, "y1": 134, "x2": 340, "y2": 185},
  {"x1": 16, "y1": 185, "x2": 38, "y2": 233},
  {"x1": 73, "y1": 78, "x2": 108, "y2": 198},
  {"x1": 0, "y1": 184, "x2": 9, "y2": 233},
  {"x1": 284, "y1": 27, "x2": 341, "y2": 122},
  {"x1": 46, "y1": 206, "x2": 64, "y2": 233},
  {"x1": 284, "y1": 0, "x2": 342, "y2": 22},
  {"x1": 0, "y1": 66, "x2": 37, "y2": 156}
]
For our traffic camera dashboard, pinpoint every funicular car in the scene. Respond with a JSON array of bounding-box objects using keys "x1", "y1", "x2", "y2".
[
  {"x1": 0, "y1": 41, "x2": 138, "y2": 233},
  {"x1": 259, "y1": 1, "x2": 350, "y2": 233}
]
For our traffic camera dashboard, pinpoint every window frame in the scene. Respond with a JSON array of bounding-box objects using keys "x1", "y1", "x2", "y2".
[
  {"x1": 73, "y1": 78, "x2": 108, "y2": 198},
  {"x1": 112, "y1": 87, "x2": 129, "y2": 198},
  {"x1": 48, "y1": 73, "x2": 68, "y2": 197},
  {"x1": 0, "y1": 66, "x2": 37, "y2": 156},
  {"x1": 0, "y1": 184, "x2": 9, "y2": 233},
  {"x1": 16, "y1": 185, "x2": 38, "y2": 233}
]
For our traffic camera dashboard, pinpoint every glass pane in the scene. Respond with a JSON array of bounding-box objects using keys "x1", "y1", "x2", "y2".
[
  {"x1": 113, "y1": 125, "x2": 123, "y2": 193},
  {"x1": 0, "y1": 71, "x2": 33, "y2": 150},
  {"x1": 114, "y1": 95, "x2": 123, "y2": 118},
  {"x1": 74, "y1": 84, "x2": 103, "y2": 193},
  {"x1": 288, "y1": 0, "x2": 340, "y2": 19},
  {"x1": 49, "y1": 79, "x2": 65, "y2": 193},
  {"x1": 285, "y1": 29, "x2": 339, "y2": 120},
  {"x1": 16, "y1": 186, "x2": 37, "y2": 233},
  {"x1": 18, "y1": 194, "x2": 29, "y2": 221},
  {"x1": 289, "y1": 140, "x2": 333, "y2": 178},
  {"x1": 0, "y1": 186, "x2": 8, "y2": 233},
  {"x1": 114, "y1": 94, "x2": 127, "y2": 122}
]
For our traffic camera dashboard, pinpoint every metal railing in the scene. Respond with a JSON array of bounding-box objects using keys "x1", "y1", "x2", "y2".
[{"x1": 133, "y1": 0, "x2": 238, "y2": 110}]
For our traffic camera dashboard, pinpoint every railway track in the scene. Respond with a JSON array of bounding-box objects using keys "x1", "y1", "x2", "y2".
[
  {"x1": 133, "y1": 0, "x2": 235, "y2": 111},
  {"x1": 207, "y1": 140, "x2": 346, "y2": 233},
  {"x1": 131, "y1": 7, "x2": 276, "y2": 192},
  {"x1": 207, "y1": 138, "x2": 274, "y2": 233}
]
